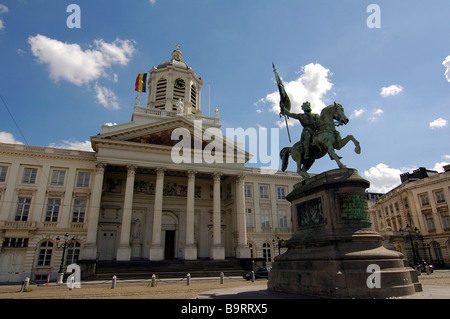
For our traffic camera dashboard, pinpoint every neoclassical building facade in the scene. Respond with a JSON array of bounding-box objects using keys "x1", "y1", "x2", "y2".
[
  {"x1": 371, "y1": 166, "x2": 450, "y2": 267},
  {"x1": 0, "y1": 47, "x2": 302, "y2": 282}
]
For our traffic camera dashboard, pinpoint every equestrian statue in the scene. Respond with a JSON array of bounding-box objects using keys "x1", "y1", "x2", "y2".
[{"x1": 273, "y1": 63, "x2": 361, "y2": 179}]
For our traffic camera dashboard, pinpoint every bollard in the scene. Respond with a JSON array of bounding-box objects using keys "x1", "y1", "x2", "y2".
[
  {"x1": 220, "y1": 272, "x2": 224, "y2": 284},
  {"x1": 23, "y1": 277, "x2": 30, "y2": 292},
  {"x1": 151, "y1": 274, "x2": 156, "y2": 287},
  {"x1": 251, "y1": 271, "x2": 255, "y2": 282},
  {"x1": 111, "y1": 275, "x2": 117, "y2": 289},
  {"x1": 186, "y1": 273, "x2": 191, "y2": 286}
]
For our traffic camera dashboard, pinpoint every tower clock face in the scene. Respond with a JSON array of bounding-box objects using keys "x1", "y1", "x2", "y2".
[{"x1": 174, "y1": 78, "x2": 185, "y2": 89}]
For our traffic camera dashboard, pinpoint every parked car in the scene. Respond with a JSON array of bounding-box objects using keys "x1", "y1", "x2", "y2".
[{"x1": 243, "y1": 266, "x2": 272, "y2": 280}]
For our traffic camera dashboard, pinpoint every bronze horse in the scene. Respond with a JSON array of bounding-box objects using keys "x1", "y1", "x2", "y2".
[{"x1": 280, "y1": 102, "x2": 361, "y2": 179}]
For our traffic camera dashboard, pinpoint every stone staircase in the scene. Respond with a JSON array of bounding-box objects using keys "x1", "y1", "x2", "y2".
[{"x1": 89, "y1": 259, "x2": 252, "y2": 280}]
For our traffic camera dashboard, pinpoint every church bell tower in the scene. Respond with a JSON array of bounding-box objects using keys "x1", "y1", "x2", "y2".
[{"x1": 146, "y1": 44, "x2": 203, "y2": 115}]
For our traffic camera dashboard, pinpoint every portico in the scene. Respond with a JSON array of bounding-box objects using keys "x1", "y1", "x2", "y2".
[{"x1": 82, "y1": 161, "x2": 249, "y2": 262}]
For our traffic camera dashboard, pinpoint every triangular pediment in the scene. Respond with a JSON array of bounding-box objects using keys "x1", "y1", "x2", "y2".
[{"x1": 90, "y1": 117, "x2": 251, "y2": 162}]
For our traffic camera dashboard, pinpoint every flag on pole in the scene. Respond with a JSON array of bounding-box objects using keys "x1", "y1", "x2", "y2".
[{"x1": 135, "y1": 73, "x2": 147, "y2": 92}]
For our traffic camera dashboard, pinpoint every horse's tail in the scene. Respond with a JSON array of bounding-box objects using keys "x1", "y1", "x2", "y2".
[{"x1": 280, "y1": 147, "x2": 291, "y2": 172}]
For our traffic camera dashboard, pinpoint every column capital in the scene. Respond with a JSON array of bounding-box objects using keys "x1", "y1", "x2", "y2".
[
  {"x1": 212, "y1": 172, "x2": 222, "y2": 182},
  {"x1": 155, "y1": 167, "x2": 166, "y2": 178},
  {"x1": 95, "y1": 162, "x2": 107, "y2": 174},
  {"x1": 126, "y1": 164, "x2": 137, "y2": 177},
  {"x1": 236, "y1": 174, "x2": 246, "y2": 183},
  {"x1": 187, "y1": 170, "x2": 197, "y2": 179}
]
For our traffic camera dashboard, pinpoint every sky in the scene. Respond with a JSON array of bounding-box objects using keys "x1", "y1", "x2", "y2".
[{"x1": 0, "y1": 0, "x2": 449, "y2": 193}]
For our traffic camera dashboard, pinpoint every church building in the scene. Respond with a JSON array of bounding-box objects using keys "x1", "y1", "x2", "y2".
[{"x1": 0, "y1": 46, "x2": 302, "y2": 282}]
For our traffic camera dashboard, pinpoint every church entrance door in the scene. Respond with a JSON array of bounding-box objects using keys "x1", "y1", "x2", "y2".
[{"x1": 164, "y1": 230, "x2": 176, "y2": 260}]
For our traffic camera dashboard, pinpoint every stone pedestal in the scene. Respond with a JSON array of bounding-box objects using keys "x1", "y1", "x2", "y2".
[
  {"x1": 131, "y1": 240, "x2": 142, "y2": 259},
  {"x1": 210, "y1": 245, "x2": 225, "y2": 260},
  {"x1": 116, "y1": 244, "x2": 131, "y2": 261},
  {"x1": 268, "y1": 168, "x2": 422, "y2": 299},
  {"x1": 183, "y1": 245, "x2": 198, "y2": 260},
  {"x1": 149, "y1": 245, "x2": 164, "y2": 261}
]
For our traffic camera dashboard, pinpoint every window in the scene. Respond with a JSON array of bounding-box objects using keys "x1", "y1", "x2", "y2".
[
  {"x1": 245, "y1": 208, "x2": 253, "y2": 227},
  {"x1": 190, "y1": 85, "x2": 197, "y2": 108},
  {"x1": 248, "y1": 243, "x2": 254, "y2": 258},
  {"x1": 51, "y1": 170, "x2": 66, "y2": 186},
  {"x1": 263, "y1": 243, "x2": 271, "y2": 261},
  {"x1": 425, "y1": 214, "x2": 435, "y2": 231},
  {"x1": 155, "y1": 78, "x2": 167, "y2": 108},
  {"x1": 244, "y1": 184, "x2": 252, "y2": 198},
  {"x1": 22, "y1": 168, "x2": 37, "y2": 184},
  {"x1": 259, "y1": 185, "x2": 269, "y2": 199},
  {"x1": 72, "y1": 199, "x2": 87, "y2": 223},
  {"x1": 15, "y1": 197, "x2": 31, "y2": 221},
  {"x1": 440, "y1": 212, "x2": 450, "y2": 229},
  {"x1": 261, "y1": 209, "x2": 270, "y2": 228},
  {"x1": 2, "y1": 237, "x2": 28, "y2": 248},
  {"x1": 37, "y1": 241, "x2": 53, "y2": 266},
  {"x1": 76, "y1": 172, "x2": 90, "y2": 188},
  {"x1": 0, "y1": 166, "x2": 8, "y2": 182},
  {"x1": 435, "y1": 191, "x2": 446, "y2": 204},
  {"x1": 279, "y1": 210, "x2": 288, "y2": 228},
  {"x1": 66, "y1": 241, "x2": 81, "y2": 265},
  {"x1": 420, "y1": 194, "x2": 430, "y2": 207},
  {"x1": 45, "y1": 198, "x2": 61, "y2": 222},
  {"x1": 277, "y1": 187, "x2": 286, "y2": 200}
]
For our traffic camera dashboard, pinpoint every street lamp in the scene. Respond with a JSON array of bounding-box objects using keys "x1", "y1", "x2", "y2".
[
  {"x1": 56, "y1": 233, "x2": 75, "y2": 284},
  {"x1": 399, "y1": 224, "x2": 420, "y2": 265}
]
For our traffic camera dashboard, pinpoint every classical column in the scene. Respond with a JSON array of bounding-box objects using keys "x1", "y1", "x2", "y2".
[
  {"x1": 183, "y1": 170, "x2": 197, "y2": 260},
  {"x1": 116, "y1": 164, "x2": 137, "y2": 261},
  {"x1": 210, "y1": 172, "x2": 225, "y2": 259},
  {"x1": 149, "y1": 167, "x2": 165, "y2": 261},
  {"x1": 235, "y1": 174, "x2": 251, "y2": 258},
  {"x1": 82, "y1": 162, "x2": 106, "y2": 260}
]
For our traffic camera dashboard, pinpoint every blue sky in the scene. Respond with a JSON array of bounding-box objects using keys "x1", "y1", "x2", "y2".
[{"x1": 0, "y1": 0, "x2": 449, "y2": 192}]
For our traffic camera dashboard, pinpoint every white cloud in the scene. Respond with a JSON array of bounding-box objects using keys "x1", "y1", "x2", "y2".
[
  {"x1": 432, "y1": 161, "x2": 450, "y2": 172},
  {"x1": 94, "y1": 83, "x2": 120, "y2": 110},
  {"x1": 363, "y1": 163, "x2": 404, "y2": 193},
  {"x1": 443, "y1": 55, "x2": 450, "y2": 82},
  {"x1": 48, "y1": 139, "x2": 93, "y2": 152},
  {"x1": 429, "y1": 118, "x2": 447, "y2": 129},
  {"x1": 28, "y1": 34, "x2": 135, "y2": 86},
  {"x1": 0, "y1": 131, "x2": 23, "y2": 144},
  {"x1": 368, "y1": 108, "x2": 383, "y2": 122},
  {"x1": 149, "y1": 0, "x2": 156, "y2": 4},
  {"x1": 380, "y1": 84, "x2": 403, "y2": 97},
  {"x1": 258, "y1": 63, "x2": 333, "y2": 129},
  {"x1": 0, "y1": 3, "x2": 8, "y2": 30},
  {"x1": 443, "y1": 154, "x2": 450, "y2": 160},
  {"x1": 350, "y1": 108, "x2": 365, "y2": 119}
]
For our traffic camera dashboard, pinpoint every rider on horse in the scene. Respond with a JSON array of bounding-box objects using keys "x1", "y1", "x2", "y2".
[{"x1": 282, "y1": 101, "x2": 319, "y2": 159}]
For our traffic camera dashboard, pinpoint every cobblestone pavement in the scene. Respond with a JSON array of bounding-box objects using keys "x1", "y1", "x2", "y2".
[{"x1": 0, "y1": 270, "x2": 448, "y2": 299}]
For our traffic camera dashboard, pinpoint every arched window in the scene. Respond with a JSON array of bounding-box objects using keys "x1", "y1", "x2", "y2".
[
  {"x1": 37, "y1": 241, "x2": 53, "y2": 266},
  {"x1": 190, "y1": 85, "x2": 197, "y2": 109},
  {"x1": 432, "y1": 241, "x2": 444, "y2": 263},
  {"x1": 248, "y1": 242, "x2": 254, "y2": 258},
  {"x1": 263, "y1": 242, "x2": 271, "y2": 262},
  {"x1": 155, "y1": 78, "x2": 167, "y2": 108},
  {"x1": 66, "y1": 241, "x2": 81, "y2": 265}
]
